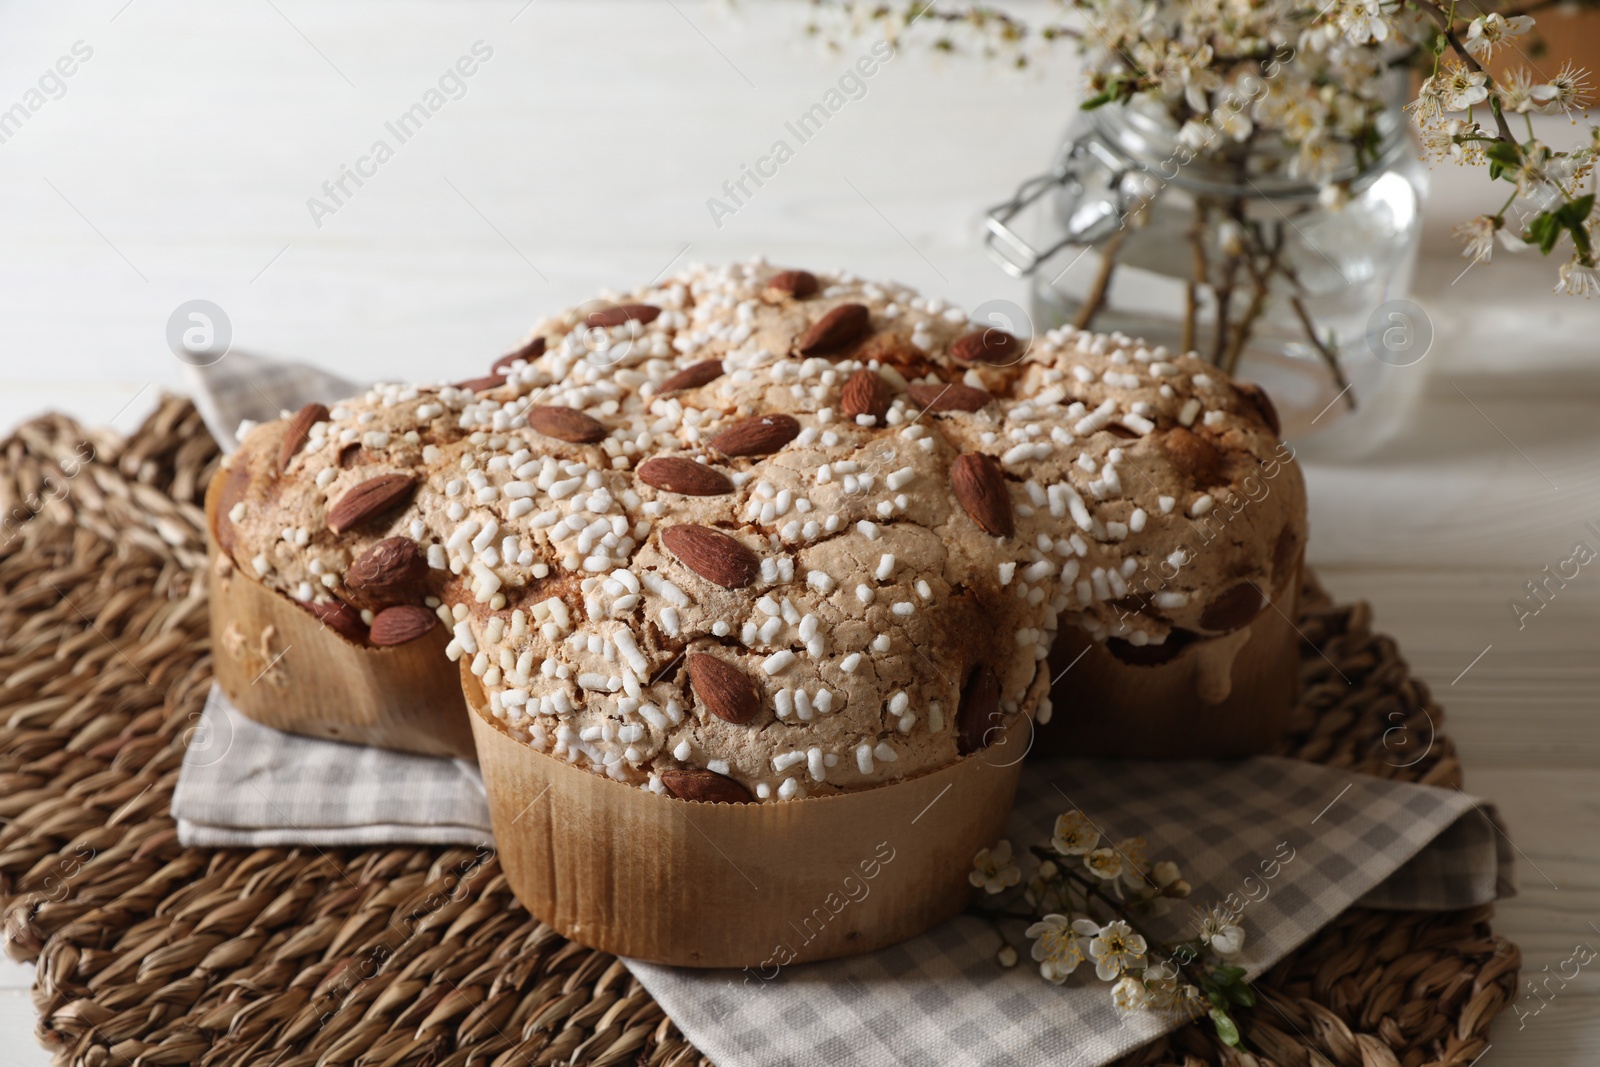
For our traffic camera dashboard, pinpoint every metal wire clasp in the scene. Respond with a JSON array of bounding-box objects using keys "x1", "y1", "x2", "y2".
[{"x1": 983, "y1": 135, "x2": 1130, "y2": 279}]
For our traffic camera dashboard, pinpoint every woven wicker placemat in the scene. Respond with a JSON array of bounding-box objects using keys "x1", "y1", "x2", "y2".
[{"x1": 0, "y1": 398, "x2": 1519, "y2": 1067}]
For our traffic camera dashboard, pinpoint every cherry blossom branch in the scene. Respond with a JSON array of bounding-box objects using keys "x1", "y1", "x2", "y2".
[
  {"x1": 1405, "y1": 0, "x2": 1517, "y2": 142},
  {"x1": 1053, "y1": 865, "x2": 1225, "y2": 1015}
]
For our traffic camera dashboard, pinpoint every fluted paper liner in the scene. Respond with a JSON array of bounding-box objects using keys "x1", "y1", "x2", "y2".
[
  {"x1": 205, "y1": 471, "x2": 475, "y2": 759},
  {"x1": 1035, "y1": 555, "x2": 1303, "y2": 759},
  {"x1": 464, "y1": 665, "x2": 1031, "y2": 968}
]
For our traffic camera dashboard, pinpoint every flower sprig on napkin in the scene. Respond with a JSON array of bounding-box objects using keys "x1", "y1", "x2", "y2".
[{"x1": 970, "y1": 809, "x2": 1260, "y2": 1048}]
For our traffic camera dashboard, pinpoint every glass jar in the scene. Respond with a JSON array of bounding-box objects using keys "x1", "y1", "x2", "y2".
[{"x1": 986, "y1": 88, "x2": 1428, "y2": 453}]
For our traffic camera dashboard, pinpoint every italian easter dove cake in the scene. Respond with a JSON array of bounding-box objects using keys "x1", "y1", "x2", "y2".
[{"x1": 205, "y1": 260, "x2": 1305, "y2": 964}]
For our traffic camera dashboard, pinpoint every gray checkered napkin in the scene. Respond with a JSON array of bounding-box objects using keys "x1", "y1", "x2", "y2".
[
  {"x1": 174, "y1": 356, "x2": 1516, "y2": 1067},
  {"x1": 630, "y1": 755, "x2": 1514, "y2": 1067}
]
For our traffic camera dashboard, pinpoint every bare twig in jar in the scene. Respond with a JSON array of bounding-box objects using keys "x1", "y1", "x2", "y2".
[
  {"x1": 1220, "y1": 274, "x2": 1270, "y2": 377},
  {"x1": 1182, "y1": 284, "x2": 1198, "y2": 357},
  {"x1": 1220, "y1": 217, "x2": 1287, "y2": 377},
  {"x1": 1072, "y1": 229, "x2": 1128, "y2": 330},
  {"x1": 1210, "y1": 192, "x2": 1254, "y2": 365},
  {"x1": 1242, "y1": 220, "x2": 1356, "y2": 410},
  {"x1": 1290, "y1": 295, "x2": 1356, "y2": 411},
  {"x1": 1210, "y1": 251, "x2": 1241, "y2": 364},
  {"x1": 1184, "y1": 218, "x2": 1208, "y2": 355}
]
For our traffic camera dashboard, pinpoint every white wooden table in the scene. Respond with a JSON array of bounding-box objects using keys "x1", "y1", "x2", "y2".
[{"x1": 2, "y1": 2, "x2": 1596, "y2": 1062}]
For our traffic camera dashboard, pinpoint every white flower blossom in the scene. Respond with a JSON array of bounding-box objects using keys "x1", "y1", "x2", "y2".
[
  {"x1": 1176, "y1": 118, "x2": 1216, "y2": 152},
  {"x1": 1496, "y1": 223, "x2": 1529, "y2": 254},
  {"x1": 1514, "y1": 143, "x2": 1567, "y2": 209},
  {"x1": 1409, "y1": 74, "x2": 1445, "y2": 125},
  {"x1": 1115, "y1": 836, "x2": 1149, "y2": 891},
  {"x1": 1290, "y1": 133, "x2": 1341, "y2": 182},
  {"x1": 1335, "y1": 0, "x2": 1389, "y2": 44},
  {"x1": 1496, "y1": 69, "x2": 1545, "y2": 115},
  {"x1": 1151, "y1": 860, "x2": 1183, "y2": 889},
  {"x1": 1025, "y1": 914, "x2": 1096, "y2": 983},
  {"x1": 1421, "y1": 118, "x2": 1480, "y2": 163},
  {"x1": 1086, "y1": 918, "x2": 1148, "y2": 980},
  {"x1": 1546, "y1": 148, "x2": 1596, "y2": 192},
  {"x1": 1194, "y1": 904, "x2": 1247, "y2": 957},
  {"x1": 1539, "y1": 62, "x2": 1594, "y2": 117},
  {"x1": 1211, "y1": 923, "x2": 1246, "y2": 956},
  {"x1": 1084, "y1": 846, "x2": 1124, "y2": 882},
  {"x1": 1174, "y1": 45, "x2": 1222, "y2": 112},
  {"x1": 1454, "y1": 215, "x2": 1499, "y2": 263},
  {"x1": 1463, "y1": 13, "x2": 1534, "y2": 59},
  {"x1": 970, "y1": 840, "x2": 1022, "y2": 894},
  {"x1": 1094, "y1": 0, "x2": 1159, "y2": 47},
  {"x1": 1440, "y1": 64, "x2": 1489, "y2": 111},
  {"x1": 1213, "y1": 96, "x2": 1253, "y2": 141},
  {"x1": 1143, "y1": 975, "x2": 1204, "y2": 1014},
  {"x1": 1051, "y1": 811, "x2": 1099, "y2": 856},
  {"x1": 1111, "y1": 975, "x2": 1152, "y2": 1012},
  {"x1": 1556, "y1": 259, "x2": 1600, "y2": 299}
]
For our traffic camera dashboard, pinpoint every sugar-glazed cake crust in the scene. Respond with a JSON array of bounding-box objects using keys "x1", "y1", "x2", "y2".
[{"x1": 216, "y1": 261, "x2": 1305, "y2": 801}]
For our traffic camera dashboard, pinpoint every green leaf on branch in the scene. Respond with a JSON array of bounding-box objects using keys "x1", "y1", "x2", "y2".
[
  {"x1": 1081, "y1": 89, "x2": 1117, "y2": 110},
  {"x1": 1202, "y1": 963, "x2": 1257, "y2": 1007},
  {"x1": 1557, "y1": 194, "x2": 1595, "y2": 228},
  {"x1": 1558, "y1": 196, "x2": 1596, "y2": 260},
  {"x1": 1526, "y1": 212, "x2": 1562, "y2": 255},
  {"x1": 1484, "y1": 140, "x2": 1521, "y2": 182},
  {"x1": 1573, "y1": 225, "x2": 1594, "y2": 261},
  {"x1": 1484, "y1": 141, "x2": 1520, "y2": 167},
  {"x1": 1210, "y1": 1008, "x2": 1242, "y2": 1047}
]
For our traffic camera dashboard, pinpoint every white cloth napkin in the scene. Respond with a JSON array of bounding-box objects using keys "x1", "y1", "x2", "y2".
[{"x1": 173, "y1": 355, "x2": 1516, "y2": 1067}]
